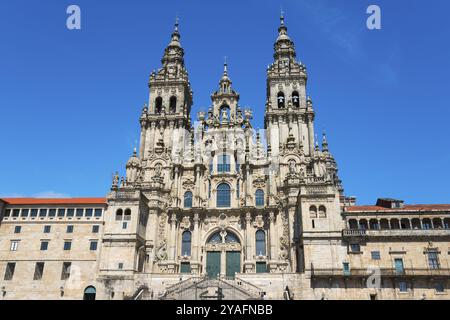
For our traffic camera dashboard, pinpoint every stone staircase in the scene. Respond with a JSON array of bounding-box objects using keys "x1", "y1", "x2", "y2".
[{"x1": 160, "y1": 276, "x2": 263, "y2": 300}]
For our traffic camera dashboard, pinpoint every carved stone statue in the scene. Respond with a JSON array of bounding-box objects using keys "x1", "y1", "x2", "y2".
[{"x1": 156, "y1": 240, "x2": 168, "y2": 261}]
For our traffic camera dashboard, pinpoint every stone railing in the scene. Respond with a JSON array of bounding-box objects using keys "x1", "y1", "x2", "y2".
[
  {"x1": 310, "y1": 266, "x2": 450, "y2": 278},
  {"x1": 163, "y1": 276, "x2": 205, "y2": 297},
  {"x1": 343, "y1": 228, "x2": 450, "y2": 238},
  {"x1": 305, "y1": 186, "x2": 328, "y2": 195},
  {"x1": 115, "y1": 190, "x2": 139, "y2": 200},
  {"x1": 342, "y1": 229, "x2": 367, "y2": 237}
]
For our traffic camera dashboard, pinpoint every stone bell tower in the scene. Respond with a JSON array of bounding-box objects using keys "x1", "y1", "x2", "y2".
[
  {"x1": 139, "y1": 20, "x2": 193, "y2": 160},
  {"x1": 265, "y1": 14, "x2": 315, "y2": 157}
]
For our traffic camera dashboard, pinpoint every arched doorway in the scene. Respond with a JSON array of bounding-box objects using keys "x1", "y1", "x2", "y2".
[
  {"x1": 205, "y1": 230, "x2": 241, "y2": 279},
  {"x1": 83, "y1": 286, "x2": 96, "y2": 300}
]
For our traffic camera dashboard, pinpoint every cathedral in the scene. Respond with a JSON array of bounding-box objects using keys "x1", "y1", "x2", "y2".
[{"x1": 1, "y1": 16, "x2": 449, "y2": 300}]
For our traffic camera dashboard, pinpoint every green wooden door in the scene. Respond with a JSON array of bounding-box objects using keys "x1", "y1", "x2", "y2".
[
  {"x1": 206, "y1": 252, "x2": 221, "y2": 279},
  {"x1": 226, "y1": 251, "x2": 241, "y2": 279}
]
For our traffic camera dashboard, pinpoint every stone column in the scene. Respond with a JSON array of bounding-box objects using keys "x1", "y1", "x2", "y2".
[
  {"x1": 169, "y1": 213, "x2": 177, "y2": 261},
  {"x1": 244, "y1": 212, "x2": 254, "y2": 273},
  {"x1": 192, "y1": 213, "x2": 200, "y2": 274},
  {"x1": 307, "y1": 115, "x2": 315, "y2": 156},
  {"x1": 269, "y1": 211, "x2": 277, "y2": 260},
  {"x1": 173, "y1": 166, "x2": 179, "y2": 207},
  {"x1": 139, "y1": 121, "x2": 147, "y2": 159},
  {"x1": 194, "y1": 167, "x2": 200, "y2": 207}
]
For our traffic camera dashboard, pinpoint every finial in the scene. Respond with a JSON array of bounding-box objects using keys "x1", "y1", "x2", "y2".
[
  {"x1": 322, "y1": 131, "x2": 329, "y2": 152},
  {"x1": 280, "y1": 7, "x2": 285, "y2": 26},
  {"x1": 174, "y1": 14, "x2": 179, "y2": 31}
]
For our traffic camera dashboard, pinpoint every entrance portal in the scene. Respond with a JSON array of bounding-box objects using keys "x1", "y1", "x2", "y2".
[{"x1": 205, "y1": 230, "x2": 242, "y2": 279}]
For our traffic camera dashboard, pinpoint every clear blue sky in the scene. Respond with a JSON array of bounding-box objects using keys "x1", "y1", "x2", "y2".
[{"x1": 0, "y1": 0, "x2": 449, "y2": 204}]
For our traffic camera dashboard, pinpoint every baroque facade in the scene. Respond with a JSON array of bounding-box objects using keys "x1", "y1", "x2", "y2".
[{"x1": 1, "y1": 16, "x2": 450, "y2": 300}]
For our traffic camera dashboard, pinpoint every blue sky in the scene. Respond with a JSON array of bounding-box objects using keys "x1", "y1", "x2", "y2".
[{"x1": 0, "y1": 0, "x2": 449, "y2": 204}]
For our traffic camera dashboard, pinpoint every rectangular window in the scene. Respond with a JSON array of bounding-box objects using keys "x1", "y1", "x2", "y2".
[
  {"x1": 350, "y1": 243, "x2": 361, "y2": 253},
  {"x1": 63, "y1": 241, "x2": 72, "y2": 251},
  {"x1": 398, "y1": 281, "x2": 408, "y2": 292},
  {"x1": 4, "y1": 209, "x2": 11, "y2": 217},
  {"x1": 12, "y1": 209, "x2": 20, "y2": 217},
  {"x1": 92, "y1": 225, "x2": 99, "y2": 233},
  {"x1": 10, "y1": 240, "x2": 19, "y2": 251},
  {"x1": 4, "y1": 262, "x2": 16, "y2": 281},
  {"x1": 40, "y1": 241, "x2": 49, "y2": 251},
  {"x1": 30, "y1": 209, "x2": 38, "y2": 217},
  {"x1": 90, "y1": 241, "x2": 98, "y2": 251},
  {"x1": 61, "y1": 262, "x2": 71, "y2": 280},
  {"x1": 217, "y1": 154, "x2": 230, "y2": 173},
  {"x1": 394, "y1": 258, "x2": 404, "y2": 274},
  {"x1": 66, "y1": 225, "x2": 74, "y2": 233},
  {"x1": 118, "y1": 262, "x2": 123, "y2": 270},
  {"x1": 21, "y1": 209, "x2": 29, "y2": 217},
  {"x1": 436, "y1": 282, "x2": 445, "y2": 293},
  {"x1": 33, "y1": 262, "x2": 45, "y2": 280},
  {"x1": 180, "y1": 262, "x2": 191, "y2": 274},
  {"x1": 43, "y1": 225, "x2": 51, "y2": 233},
  {"x1": 48, "y1": 209, "x2": 56, "y2": 217},
  {"x1": 14, "y1": 226, "x2": 21, "y2": 234},
  {"x1": 122, "y1": 222, "x2": 128, "y2": 229},
  {"x1": 39, "y1": 209, "x2": 47, "y2": 218},
  {"x1": 76, "y1": 209, "x2": 84, "y2": 217},
  {"x1": 57, "y1": 208, "x2": 66, "y2": 217},
  {"x1": 343, "y1": 262, "x2": 350, "y2": 275},
  {"x1": 67, "y1": 209, "x2": 74, "y2": 217},
  {"x1": 94, "y1": 209, "x2": 102, "y2": 217},
  {"x1": 428, "y1": 251, "x2": 440, "y2": 270},
  {"x1": 371, "y1": 251, "x2": 381, "y2": 260},
  {"x1": 85, "y1": 208, "x2": 93, "y2": 217}
]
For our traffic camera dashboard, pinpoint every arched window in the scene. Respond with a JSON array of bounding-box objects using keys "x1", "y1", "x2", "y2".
[
  {"x1": 369, "y1": 219, "x2": 379, "y2": 230},
  {"x1": 217, "y1": 183, "x2": 231, "y2": 208},
  {"x1": 277, "y1": 92, "x2": 285, "y2": 108},
  {"x1": 155, "y1": 97, "x2": 162, "y2": 114},
  {"x1": 292, "y1": 91, "x2": 300, "y2": 107},
  {"x1": 359, "y1": 219, "x2": 368, "y2": 230},
  {"x1": 169, "y1": 96, "x2": 177, "y2": 113},
  {"x1": 217, "y1": 154, "x2": 230, "y2": 173},
  {"x1": 255, "y1": 230, "x2": 266, "y2": 256},
  {"x1": 83, "y1": 286, "x2": 96, "y2": 300},
  {"x1": 255, "y1": 190, "x2": 264, "y2": 207},
  {"x1": 422, "y1": 218, "x2": 432, "y2": 230},
  {"x1": 309, "y1": 205, "x2": 317, "y2": 218},
  {"x1": 318, "y1": 205, "x2": 326, "y2": 218},
  {"x1": 115, "y1": 209, "x2": 123, "y2": 221},
  {"x1": 184, "y1": 191, "x2": 193, "y2": 208},
  {"x1": 348, "y1": 219, "x2": 358, "y2": 230},
  {"x1": 124, "y1": 209, "x2": 131, "y2": 221},
  {"x1": 181, "y1": 231, "x2": 191, "y2": 256}
]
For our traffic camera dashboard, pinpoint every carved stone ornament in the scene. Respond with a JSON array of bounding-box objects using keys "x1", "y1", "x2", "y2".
[
  {"x1": 156, "y1": 239, "x2": 168, "y2": 261},
  {"x1": 253, "y1": 215, "x2": 265, "y2": 229},
  {"x1": 180, "y1": 216, "x2": 191, "y2": 230},
  {"x1": 252, "y1": 176, "x2": 266, "y2": 189},
  {"x1": 182, "y1": 178, "x2": 195, "y2": 191}
]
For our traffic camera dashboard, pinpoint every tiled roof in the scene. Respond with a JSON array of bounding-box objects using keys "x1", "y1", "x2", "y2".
[
  {"x1": 1, "y1": 198, "x2": 107, "y2": 205},
  {"x1": 346, "y1": 204, "x2": 450, "y2": 212}
]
